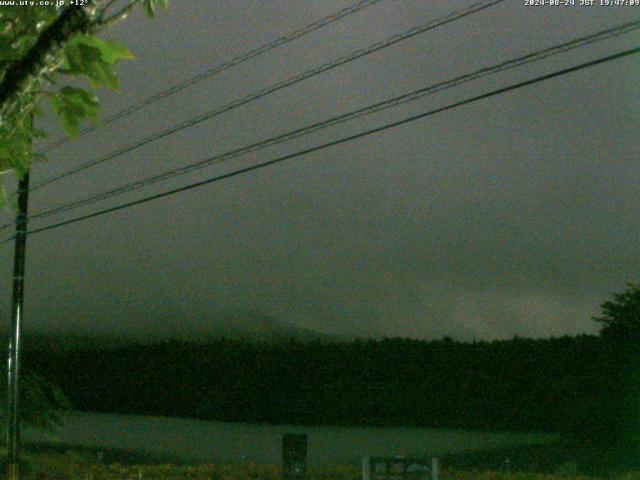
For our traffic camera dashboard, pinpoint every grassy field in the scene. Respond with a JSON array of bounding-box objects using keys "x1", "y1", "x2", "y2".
[
  {"x1": 1, "y1": 451, "x2": 638, "y2": 480},
  {"x1": 0, "y1": 437, "x2": 635, "y2": 480},
  {"x1": 13, "y1": 461, "x2": 640, "y2": 480}
]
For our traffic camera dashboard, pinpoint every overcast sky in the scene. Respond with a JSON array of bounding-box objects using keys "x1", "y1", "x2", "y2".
[{"x1": 0, "y1": 0, "x2": 638, "y2": 341}]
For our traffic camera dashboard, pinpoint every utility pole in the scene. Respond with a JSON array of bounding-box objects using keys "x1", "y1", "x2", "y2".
[{"x1": 6, "y1": 168, "x2": 31, "y2": 480}]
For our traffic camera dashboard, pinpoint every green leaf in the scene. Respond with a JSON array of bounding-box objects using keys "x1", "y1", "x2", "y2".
[
  {"x1": 92, "y1": 58, "x2": 119, "y2": 90},
  {"x1": 50, "y1": 97, "x2": 81, "y2": 137},
  {"x1": 143, "y1": 0, "x2": 168, "y2": 18},
  {"x1": 71, "y1": 34, "x2": 134, "y2": 64},
  {"x1": 0, "y1": 124, "x2": 31, "y2": 176},
  {"x1": 49, "y1": 87, "x2": 100, "y2": 137},
  {"x1": 62, "y1": 43, "x2": 84, "y2": 72},
  {"x1": 62, "y1": 35, "x2": 133, "y2": 90},
  {"x1": 62, "y1": 87, "x2": 99, "y2": 118},
  {"x1": 143, "y1": 0, "x2": 156, "y2": 17}
]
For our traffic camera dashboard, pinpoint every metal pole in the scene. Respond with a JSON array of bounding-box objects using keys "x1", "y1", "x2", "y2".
[{"x1": 6, "y1": 169, "x2": 30, "y2": 480}]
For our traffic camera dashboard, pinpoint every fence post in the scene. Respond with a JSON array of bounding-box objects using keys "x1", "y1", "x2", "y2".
[
  {"x1": 431, "y1": 457, "x2": 439, "y2": 480},
  {"x1": 362, "y1": 456, "x2": 370, "y2": 480}
]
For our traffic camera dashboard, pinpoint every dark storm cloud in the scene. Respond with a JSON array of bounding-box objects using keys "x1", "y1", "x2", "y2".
[{"x1": 0, "y1": 0, "x2": 638, "y2": 340}]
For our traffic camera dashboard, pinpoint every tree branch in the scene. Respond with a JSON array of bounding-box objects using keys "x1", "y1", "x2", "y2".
[
  {"x1": 0, "y1": 2, "x2": 99, "y2": 120},
  {"x1": 97, "y1": 0, "x2": 140, "y2": 30}
]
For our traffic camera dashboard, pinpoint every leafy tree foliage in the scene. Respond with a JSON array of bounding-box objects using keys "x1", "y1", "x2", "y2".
[
  {"x1": 0, "y1": 0, "x2": 167, "y2": 430},
  {"x1": 593, "y1": 283, "x2": 640, "y2": 341},
  {"x1": 0, "y1": 0, "x2": 168, "y2": 203},
  {"x1": 0, "y1": 367, "x2": 70, "y2": 434}
]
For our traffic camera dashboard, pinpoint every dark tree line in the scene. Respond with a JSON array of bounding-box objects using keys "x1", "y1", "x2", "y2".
[
  {"x1": 22, "y1": 334, "x2": 639, "y2": 437},
  {"x1": 17, "y1": 283, "x2": 640, "y2": 464}
]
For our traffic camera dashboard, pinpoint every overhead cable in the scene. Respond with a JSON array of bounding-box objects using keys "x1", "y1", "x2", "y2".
[
  {"x1": 38, "y1": 0, "x2": 384, "y2": 153},
  {"x1": 29, "y1": 0, "x2": 506, "y2": 193},
  {"x1": 1, "y1": 45, "x2": 634, "y2": 245},
  {"x1": 14, "y1": 18, "x2": 640, "y2": 227}
]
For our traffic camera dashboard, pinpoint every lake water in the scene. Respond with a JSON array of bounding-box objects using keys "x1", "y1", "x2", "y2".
[{"x1": 24, "y1": 412, "x2": 558, "y2": 467}]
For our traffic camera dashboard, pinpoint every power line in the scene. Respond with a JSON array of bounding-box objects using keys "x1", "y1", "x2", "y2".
[
  {"x1": 2, "y1": 45, "x2": 636, "y2": 245},
  {"x1": 28, "y1": 0, "x2": 506, "y2": 193},
  {"x1": 13, "y1": 18, "x2": 640, "y2": 227},
  {"x1": 38, "y1": 0, "x2": 383, "y2": 154}
]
